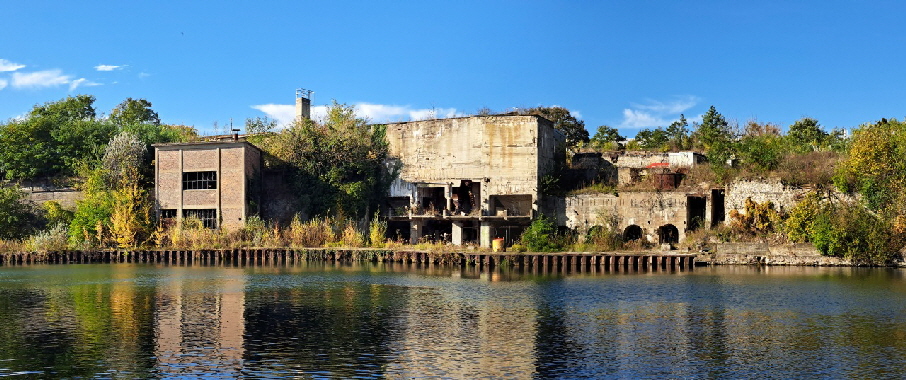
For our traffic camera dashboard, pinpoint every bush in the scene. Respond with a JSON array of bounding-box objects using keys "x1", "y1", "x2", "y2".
[
  {"x1": 520, "y1": 216, "x2": 564, "y2": 252},
  {"x1": 368, "y1": 214, "x2": 387, "y2": 248}
]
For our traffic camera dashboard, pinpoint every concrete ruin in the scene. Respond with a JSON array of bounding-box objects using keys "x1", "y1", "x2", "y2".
[
  {"x1": 384, "y1": 115, "x2": 563, "y2": 247},
  {"x1": 153, "y1": 140, "x2": 261, "y2": 230}
]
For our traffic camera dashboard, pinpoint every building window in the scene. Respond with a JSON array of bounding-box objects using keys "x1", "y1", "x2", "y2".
[
  {"x1": 183, "y1": 209, "x2": 217, "y2": 229},
  {"x1": 183, "y1": 171, "x2": 217, "y2": 190},
  {"x1": 160, "y1": 209, "x2": 177, "y2": 226}
]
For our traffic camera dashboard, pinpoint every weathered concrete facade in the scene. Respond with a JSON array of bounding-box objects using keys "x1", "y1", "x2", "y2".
[
  {"x1": 154, "y1": 140, "x2": 261, "y2": 230},
  {"x1": 385, "y1": 115, "x2": 562, "y2": 247},
  {"x1": 558, "y1": 190, "x2": 723, "y2": 245}
]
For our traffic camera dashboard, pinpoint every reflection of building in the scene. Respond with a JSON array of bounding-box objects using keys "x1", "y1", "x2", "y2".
[
  {"x1": 154, "y1": 268, "x2": 245, "y2": 376},
  {"x1": 385, "y1": 115, "x2": 563, "y2": 247},
  {"x1": 153, "y1": 140, "x2": 261, "y2": 229},
  {"x1": 387, "y1": 277, "x2": 539, "y2": 377}
]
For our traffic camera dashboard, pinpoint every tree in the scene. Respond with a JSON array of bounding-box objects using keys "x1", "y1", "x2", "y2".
[
  {"x1": 635, "y1": 128, "x2": 669, "y2": 150},
  {"x1": 30, "y1": 95, "x2": 96, "y2": 121},
  {"x1": 0, "y1": 95, "x2": 116, "y2": 179},
  {"x1": 0, "y1": 185, "x2": 39, "y2": 240},
  {"x1": 693, "y1": 106, "x2": 733, "y2": 152},
  {"x1": 522, "y1": 106, "x2": 589, "y2": 148},
  {"x1": 245, "y1": 116, "x2": 278, "y2": 134},
  {"x1": 833, "y1": 118, "x2": 906, "y2": 212},
  {"x1": 665, "y1": 114, "x2": 691, "y2": 150},
  {"x1": 787, "y1": 117, "x2": 827, "y2": 152},
  {"x1": 110, "y1": 98, "x2": 160, "y2": 126},
  {"x1": 589, "y1": 125, "x2": 624, "y2": 149},
  {"x1": 250, "y1": 102, "x2": 394, "y2": 219}
]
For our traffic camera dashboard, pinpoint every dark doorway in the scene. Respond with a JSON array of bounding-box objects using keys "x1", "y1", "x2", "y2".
[
  {"x1": 658, "y1": 224, "x2": 679, "y2": 244},
  {"x1": 687, "y1": 196, "x2": 707, "y2": 231},
  {"x1": 623, "y1": 225, "x2": 643, "y2": 241},
  {"x1": 711, "y1": 189, "x2": 726, "y2": 227}
]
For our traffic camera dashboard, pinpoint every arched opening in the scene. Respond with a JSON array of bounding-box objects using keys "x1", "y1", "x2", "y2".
[
  {"x1": 658, "y1": 224, "x2": 679, "y2": 244},
  {"x1": 587, "y1": 225, "x2": 605, "y2": 238},
  {"x1": 623, "y1": 225, "x2": 643, "y2": 241}
]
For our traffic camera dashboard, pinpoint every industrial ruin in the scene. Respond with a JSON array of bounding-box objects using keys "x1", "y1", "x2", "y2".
[{"x1": 151, "y1": 90, "x2": 800, "y2": 248}]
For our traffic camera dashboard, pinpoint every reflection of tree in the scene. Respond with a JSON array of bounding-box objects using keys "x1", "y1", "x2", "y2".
[{"x1": 0, "y1": 267, "x2": 156, "y2": 377}]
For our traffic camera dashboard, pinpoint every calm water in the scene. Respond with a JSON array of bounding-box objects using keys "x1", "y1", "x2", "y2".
[{"x1": 1, "y1": 263, "x2": 905, "y2": 378}]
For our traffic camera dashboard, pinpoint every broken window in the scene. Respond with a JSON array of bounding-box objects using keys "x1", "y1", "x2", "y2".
[
  {"x1": 183, "y1": 209, "x2": 217, "y2": 229},
  {"x1": 183, "y1": 171, "x2": 217, "y2": 190},
  {"x1": 160, "y1": 209, "x2": 177, "y2": 227}
]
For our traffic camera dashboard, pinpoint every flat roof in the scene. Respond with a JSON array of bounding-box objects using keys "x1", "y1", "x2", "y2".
[{"x1": 152, "y1": 139, "x2": 260, "y2": 150}]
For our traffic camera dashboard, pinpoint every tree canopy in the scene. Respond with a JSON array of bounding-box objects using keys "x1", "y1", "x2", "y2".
[{"x1": 522, "y1": 106, "x2": 589, "y2": 149}]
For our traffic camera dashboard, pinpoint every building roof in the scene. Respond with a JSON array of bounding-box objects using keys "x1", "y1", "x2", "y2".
[{"x1": 152, "y1": 139, "x2": 260, "y2": 151}]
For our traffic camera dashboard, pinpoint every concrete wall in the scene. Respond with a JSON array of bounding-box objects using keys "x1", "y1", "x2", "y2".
[
  {"x1": 155, "y1": 141, "x2": 261, "y2": 229},
  {"x1": 604, "y1": 151, "x2": 705, "y2": 169},
  {"x1": 23, "y1": 188, "x2": 83, "y2": 209},
  {"x1": 562, "y1": 191, "x2": 710, "y2": 243},
  {"x1": 386, "y1": 115, "x2": 556, "y2": 215}
]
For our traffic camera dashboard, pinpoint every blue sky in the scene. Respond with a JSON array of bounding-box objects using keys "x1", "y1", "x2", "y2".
[{"x1": 2, "y1": 1, "x2": 904, "y2": 137}]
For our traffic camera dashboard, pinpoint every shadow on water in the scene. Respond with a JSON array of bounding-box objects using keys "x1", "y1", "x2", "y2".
[{"x1": 1, "y1": 262, "x2": 906, "y2": 377}]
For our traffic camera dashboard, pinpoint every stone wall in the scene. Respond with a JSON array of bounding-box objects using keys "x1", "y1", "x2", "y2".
[
  {"x1": 698, "y1": 242, "x2": 854, "y2": 266},
  {"x1": 726, "y1": 179, "x2": 807, "y2": 215}
]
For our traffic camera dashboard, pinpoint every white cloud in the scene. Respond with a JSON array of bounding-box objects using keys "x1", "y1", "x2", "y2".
[
  {"x1": 11, "y1": 69, "x2": 71, "y2": 89},
  {"x1": 250, "y1": 104, "x2": 296, "y2": 126},
  {"x1": 0, "y1": 79, "x2": 7, "y2": 91},
  {"x1": 94, "y1": 64, "x2": 121, "y2": 71},
  {"x1": 0, "y1": 59, "x2": 25, "y2": 72},
  {"x1": 138, "y1": 72, "x2": 150, "y2": 78},
  {"x1": 69, "y1": 78, "x2": 101, "y2": 91},
  {"x1": 619, "y1": 96, "x2": 699, "y2": 128},
  {"x1": 252, "y1": 102, "x2": 462, "y2": 127}
]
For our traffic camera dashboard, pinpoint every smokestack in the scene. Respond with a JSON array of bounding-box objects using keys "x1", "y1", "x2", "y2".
[{"x1": 295, "y1": 88, "x2": 313, "y2": 121}]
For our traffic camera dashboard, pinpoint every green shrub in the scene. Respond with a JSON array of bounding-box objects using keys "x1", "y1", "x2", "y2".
[{"x1": 520, "y1": 216, "x2": 564, "y2": 252}]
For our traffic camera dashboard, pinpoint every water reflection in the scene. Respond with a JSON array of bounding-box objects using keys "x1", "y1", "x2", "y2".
[{"x1": 0, "y1": 263, "x2": 905, "y2": 377}]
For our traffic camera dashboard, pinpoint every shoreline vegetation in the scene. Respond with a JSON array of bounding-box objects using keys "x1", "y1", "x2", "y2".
[{"x1": 2, "y1": 96, "x2": 906, "y2": 266}]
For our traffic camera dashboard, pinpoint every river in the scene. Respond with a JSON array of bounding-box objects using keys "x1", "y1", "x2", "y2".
[{"x1": 0, "y1": 262, "x2": 904, "y2": 378}]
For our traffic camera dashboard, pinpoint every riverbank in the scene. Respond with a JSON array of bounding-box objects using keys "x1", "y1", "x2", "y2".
[
  {"x1": 696, "y1": 242, "x2": 906, "y2": 267},
  {"x1": 0, "y1": 248, "x2": 696, "y2": 271},
  {"x1": 2, "y1": 243, "x2": 899, "y2": 267}
]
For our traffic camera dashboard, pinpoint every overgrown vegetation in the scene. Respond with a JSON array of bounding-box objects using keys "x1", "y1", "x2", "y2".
[{"x1": 248, "y1": 102, "x2": 395, "y2": 219}]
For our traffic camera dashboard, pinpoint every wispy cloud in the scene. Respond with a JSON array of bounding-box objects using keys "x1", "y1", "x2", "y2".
[
  {"x1": 11, "y1": 69, "x2": 71, "y2": 89},
  {"x1": 0, "y1": 59, "x2": 25, "y2": 72},
  {"x1": 619, "y1": 96, "x2": 700, "y2": 128},
  {"x1": 138, "y1": 72, "x2": 150, "y2": 78},
  {"x1": 251, "y1": 102, "x2": 461, "y2": 127},
  {"x1": 9, "y1": 69, "x2": 102, "y2": 91},
  {"x1": 0, "y1": 79, "x2": 7, "y2": 91},
  {"x1": 94, "y1": 64, "x2": 122, "y2": 71},
  {"x1": 69, "y1": 78, "x2": 101, "y2": 91}
]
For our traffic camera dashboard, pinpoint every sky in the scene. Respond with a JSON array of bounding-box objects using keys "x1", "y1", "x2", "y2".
[{"x1": 2, "y1": 0, "x2": 905, "y2": 137}]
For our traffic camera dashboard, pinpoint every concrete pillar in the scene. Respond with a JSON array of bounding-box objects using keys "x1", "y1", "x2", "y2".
[
  {"x1": 445, "y1": 183, "x2": 453, "y2": 213},
  {"x1": 480, "y1": 221, "x2": 492, "y2": 248},
  {"x1": 410, "y1": 220, "x2": 424, "y2": 245},
  {"x1": 452, "y1": 222, "x2": 464, "y2": 246}
]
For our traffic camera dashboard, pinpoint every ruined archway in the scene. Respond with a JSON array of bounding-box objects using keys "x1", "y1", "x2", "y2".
[
  {"x1": 623, "y1": 225, "x2": 643, "y2": 241},
  {"x1": 657, "y1": 224, "x2": 679, "y2": 244}
]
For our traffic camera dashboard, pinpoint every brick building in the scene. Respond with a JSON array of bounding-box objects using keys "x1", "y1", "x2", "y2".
[{"x1": 153, "y1": 140, "x2": 261, "y2": 229}]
